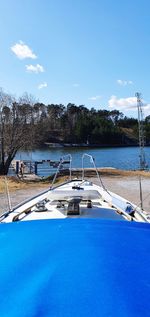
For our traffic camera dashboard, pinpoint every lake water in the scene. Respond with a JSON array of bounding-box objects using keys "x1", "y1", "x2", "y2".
[{"x1": 15, "y1": 146, "x2": 150, "y2": 174}]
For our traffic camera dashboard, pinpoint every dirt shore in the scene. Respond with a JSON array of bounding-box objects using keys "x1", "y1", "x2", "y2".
[{"x1": 0, "y1": 170, "x2": 150, "y2": 214}]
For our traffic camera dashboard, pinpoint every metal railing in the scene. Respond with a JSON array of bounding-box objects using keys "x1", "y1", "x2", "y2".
[
  {"x1": 81, "y1": 153, "x2": 108, "y2": 191},
  {"x1": 50, "y1": 154, "x2": 72, "y2": 188}
]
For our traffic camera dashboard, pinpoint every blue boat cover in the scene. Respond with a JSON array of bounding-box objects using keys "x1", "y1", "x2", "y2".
[{"x1": 0, "y1": 219, "x2": 150, "y2": 317}]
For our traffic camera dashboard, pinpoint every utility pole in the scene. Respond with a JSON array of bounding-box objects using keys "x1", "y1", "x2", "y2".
[
  {"x1": 135, "y1": 92, "x2": 147, "y2": 170},
  {"x1": 135, "y1": 92, "x2": 148, "y2": 210}
]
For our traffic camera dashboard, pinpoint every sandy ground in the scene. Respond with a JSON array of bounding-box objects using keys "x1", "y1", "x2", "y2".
[{"x1": 0, "y1": 173, "x2": 150, "y2": 215}]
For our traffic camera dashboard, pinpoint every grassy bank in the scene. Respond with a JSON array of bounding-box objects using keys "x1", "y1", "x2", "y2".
[{"x1": 0, "y1": 168, "x2": 150, "y2": 193}]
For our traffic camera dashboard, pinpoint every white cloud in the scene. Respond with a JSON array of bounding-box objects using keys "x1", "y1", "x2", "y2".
[
  {"x1": 89, "y1": 95, "x2": 101, "y2": 101},
  {"x1": 117, "y1": 79, "x2": 133, "y2": 86},
  {"x1": 38, "y1": 82, "x2": 48, "y2": 89},
  {"x1": 109, "y1": 95, "x2": 150, "y2": 116},
  {"x1": 108, "y1": 95, "x2": 137, "y2": 110},
  {"x1": 26, "y1": 64, "x2": 44, "y2": 73},
  {"x1": 73, "y1": 83, "x2": 79, "y2": 87},
  {"x1": 142, "y1": 103, "x2": 150, "y2": 116},
  {"x1": 11, "y1": 41, "x2": 37, "y2": 59}
]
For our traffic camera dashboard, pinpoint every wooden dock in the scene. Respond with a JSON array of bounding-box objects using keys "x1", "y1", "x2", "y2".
[{"x1": 11, "y1": 159, "x2": 70, "y2": 177}]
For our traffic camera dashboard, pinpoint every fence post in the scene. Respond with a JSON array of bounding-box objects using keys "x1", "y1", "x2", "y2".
[
  {"x1": 16, "y1": 161, "x2": 19, "y2": 174},
  {"x1": 34, "y1": 162, "x2": 38, "y2": 175}
]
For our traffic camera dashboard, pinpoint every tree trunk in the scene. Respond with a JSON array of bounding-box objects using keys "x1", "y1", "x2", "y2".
[
  {"x1": 0, "y1": 162, "x2": 6, "y2": 175},
  {"x1": 0, "y1": 152, "x2": 16, "y2": 175}
]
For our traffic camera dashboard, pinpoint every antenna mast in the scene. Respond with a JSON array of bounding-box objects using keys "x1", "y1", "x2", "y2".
[{"x1": 135, "y1": 92, "x2": 147, "y2": 170}]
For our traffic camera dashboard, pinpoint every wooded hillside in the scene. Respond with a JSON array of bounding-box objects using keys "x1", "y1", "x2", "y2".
[{"x1": 0, "y1": 89, "x2": 150, "y2": 174}]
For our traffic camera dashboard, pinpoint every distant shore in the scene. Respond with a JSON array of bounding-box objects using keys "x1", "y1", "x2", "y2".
[
  {"x1": 45, "y1": 142, "x2": 128, "y2": 148},
  {"x1": 45, "y1": 142, "x2": 150, "y2": 148}
]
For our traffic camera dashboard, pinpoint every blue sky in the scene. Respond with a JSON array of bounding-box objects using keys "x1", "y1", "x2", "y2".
[{"x1": 0, "y1": 0, "x2": 150, "y2": 117}]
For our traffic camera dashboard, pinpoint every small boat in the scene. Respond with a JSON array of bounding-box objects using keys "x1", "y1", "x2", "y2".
[
  {"x1": 0, "y1": 154, "x2": 150, "y2": 317},
  {"x1": 0, "y1": 154, "x2": 149, "y2": 224}
]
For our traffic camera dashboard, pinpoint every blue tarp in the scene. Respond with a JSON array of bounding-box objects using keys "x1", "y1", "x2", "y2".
[{"x1": 0, "y1": 219, "x2": 150, "y2": 317}]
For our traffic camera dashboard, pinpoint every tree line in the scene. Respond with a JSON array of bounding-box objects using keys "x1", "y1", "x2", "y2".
[{"x1": 0, "y1": 88, "x2": 150, "y2": 174}]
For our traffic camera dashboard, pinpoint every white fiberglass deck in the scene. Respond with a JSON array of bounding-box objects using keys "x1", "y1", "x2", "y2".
[
  {"x1": 1, "y1": 177, "x2": 148, "y2": 223},
  {"x1": 2, "y1": 180, "x2": 126, "y2": 222}
]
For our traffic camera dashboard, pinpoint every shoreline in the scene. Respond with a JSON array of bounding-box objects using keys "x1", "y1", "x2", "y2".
[
  {"x1": 45, "y1": 143, "x2": 150, "y2": 148},
  {"x1": 0, "y1": 167, "x2": 150, "y2": 192}
]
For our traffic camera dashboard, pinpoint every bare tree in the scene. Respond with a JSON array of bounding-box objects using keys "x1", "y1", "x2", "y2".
[{"x1": 0, "y1": 89, "x2": 36, "y2": 175}]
